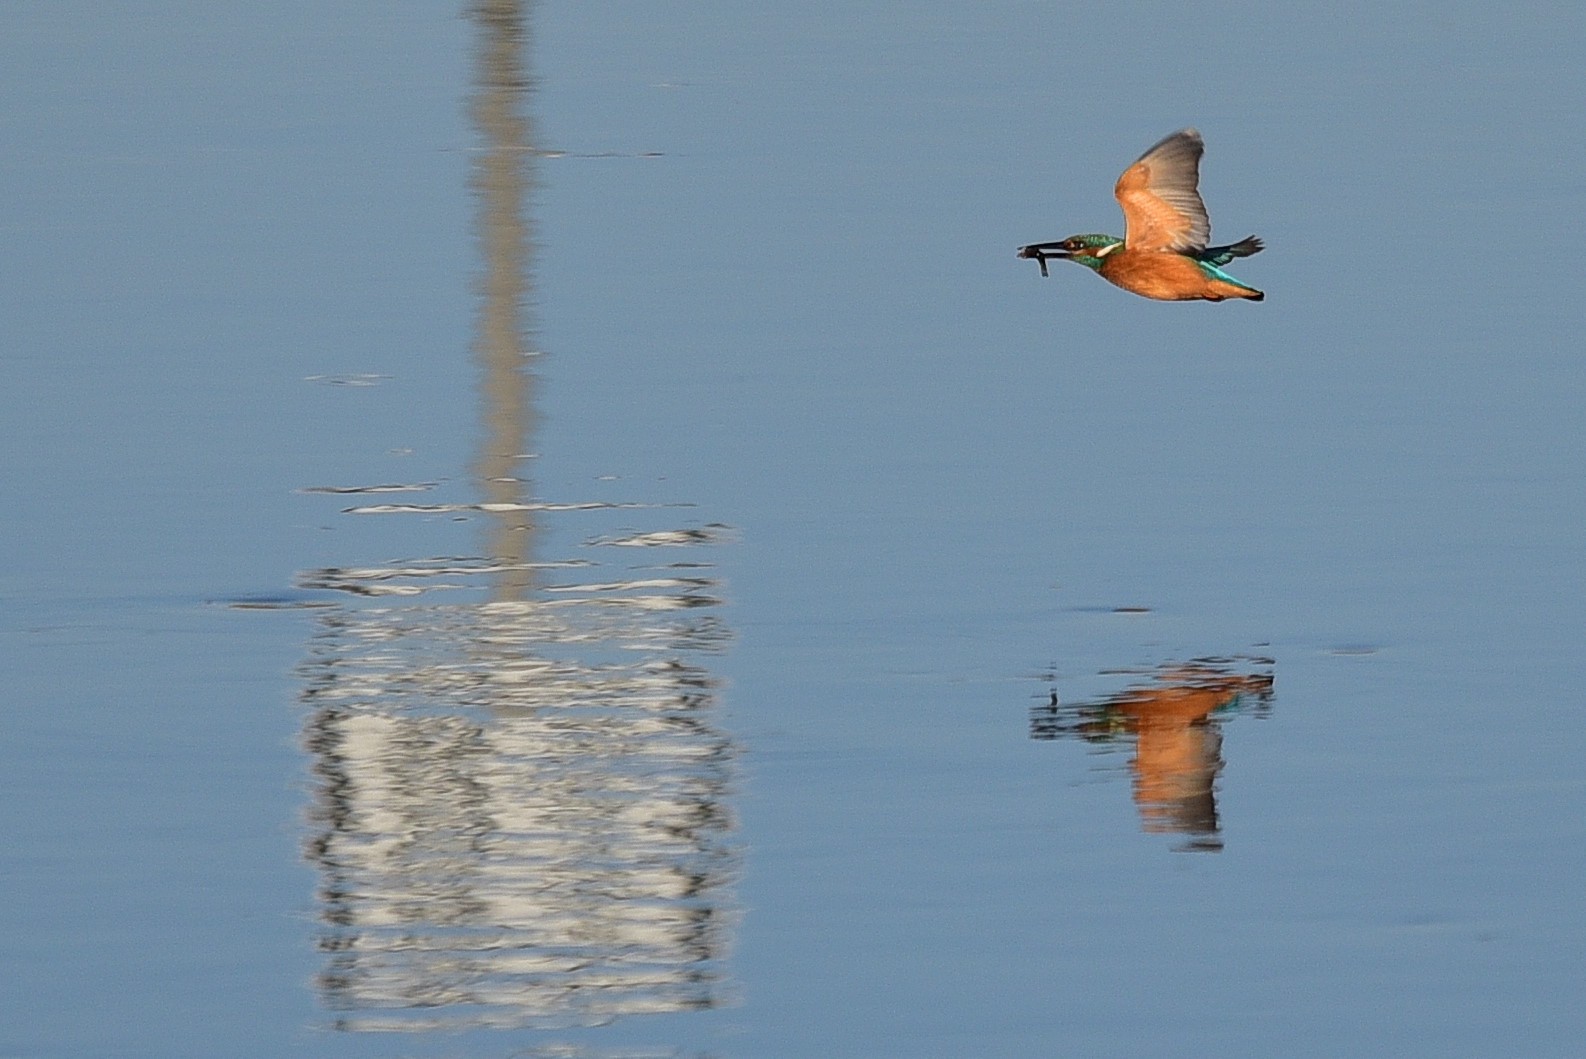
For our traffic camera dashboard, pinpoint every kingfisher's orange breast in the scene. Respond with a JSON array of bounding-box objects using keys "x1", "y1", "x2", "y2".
[{"x1": 1098, "y1": 248, "x2": 1261, "y2": 302}]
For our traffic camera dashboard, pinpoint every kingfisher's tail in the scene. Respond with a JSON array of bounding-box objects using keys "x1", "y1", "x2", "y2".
[{"x1": 1201, "y1": 236, "x2": 1264, "y2": 266}]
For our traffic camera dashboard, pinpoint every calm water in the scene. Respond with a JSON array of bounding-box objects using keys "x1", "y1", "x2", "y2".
[{"x1": 5, "y1": 2, "x2": 1585, "y2": 1056}]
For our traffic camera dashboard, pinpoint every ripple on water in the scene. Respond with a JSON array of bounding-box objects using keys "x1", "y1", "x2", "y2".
[{"x1": 282, "y1": 515, "x2": 738, "y2": 1030}]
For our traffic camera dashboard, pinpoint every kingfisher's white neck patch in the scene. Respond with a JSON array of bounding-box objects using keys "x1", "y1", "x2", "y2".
[{"x1": 1094, "y1": 242, "x2": 1122, "y2": 258}]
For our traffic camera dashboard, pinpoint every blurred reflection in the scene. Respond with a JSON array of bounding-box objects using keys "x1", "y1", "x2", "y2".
[
  {"x1": 1031, "y1": 658, "x2": 1273, "y2": 852},
  {"x1": 292, "y1": 0, "x2": 737, "y2": 1032},
  {"x1": 298, "y1": 583, "x2": 736, "y2": 1031},
  {"x1": 471, "y1": 0, "x2": 536, "y2": 600}
]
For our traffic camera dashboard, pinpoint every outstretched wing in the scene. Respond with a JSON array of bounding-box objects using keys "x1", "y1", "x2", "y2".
[{"x1": 1114, "y1": 128, "x2": 1210, "y2": 253}]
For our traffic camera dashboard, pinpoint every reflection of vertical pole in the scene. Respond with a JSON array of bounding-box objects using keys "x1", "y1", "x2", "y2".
[{"x1": 470, "y1": 0, "x2": 536, "y2": 601}]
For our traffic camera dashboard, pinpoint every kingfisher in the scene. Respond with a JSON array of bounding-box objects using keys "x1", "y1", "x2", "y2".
[{"x1": 1018, "y1": 128, "x2": 1264, "y2": 302}]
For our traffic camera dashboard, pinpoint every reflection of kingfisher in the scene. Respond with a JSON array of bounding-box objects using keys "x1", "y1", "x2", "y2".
[
  {"x1": 1018, "y1": 129, "x2": 1264, "y2": 302},
  {"x1": 1031, "y1": 659, "x2": 1274, "y2": 851}
]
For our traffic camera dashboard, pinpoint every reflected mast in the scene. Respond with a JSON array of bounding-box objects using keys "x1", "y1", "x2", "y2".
[
  {"x1": 472, "y1": 0, "x2": 537, "y2": 601},
  {"x1": 292, "y1": 0, "x2": 739, "y2": 1034}
]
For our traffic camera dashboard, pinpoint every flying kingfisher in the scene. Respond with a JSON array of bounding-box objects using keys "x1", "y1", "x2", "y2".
[{"x1": 1018, "y1": 128, "x2": 1264, "y2": 302}]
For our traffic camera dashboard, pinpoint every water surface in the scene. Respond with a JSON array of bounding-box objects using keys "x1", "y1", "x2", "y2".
[{"x1": 4, "y1": 2, "x2": 1585, "y2": 1057}]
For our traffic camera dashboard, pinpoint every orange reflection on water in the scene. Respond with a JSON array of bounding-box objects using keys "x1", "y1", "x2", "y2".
[{"x1": 1032, "y1": 658, "x2": 1273, "y2": 852}]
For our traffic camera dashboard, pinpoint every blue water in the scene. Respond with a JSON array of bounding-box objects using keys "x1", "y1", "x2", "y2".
[{"x1": 4, "y1": 2, "x2": 1584, "y2": 1056}]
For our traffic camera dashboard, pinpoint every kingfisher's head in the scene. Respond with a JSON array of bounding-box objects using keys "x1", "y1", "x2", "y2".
[
  {"x1": 1017, "y1": 233, "x2": 1126, "y2": 276},
  {"x1": 1042, "y1": 234, "x2": 1123, "y2": 269}
]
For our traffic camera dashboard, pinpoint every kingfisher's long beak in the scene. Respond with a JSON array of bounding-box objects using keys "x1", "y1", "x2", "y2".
[{"x1": 1018, "y1": 241, "x2": 1070, "y2": 278}]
